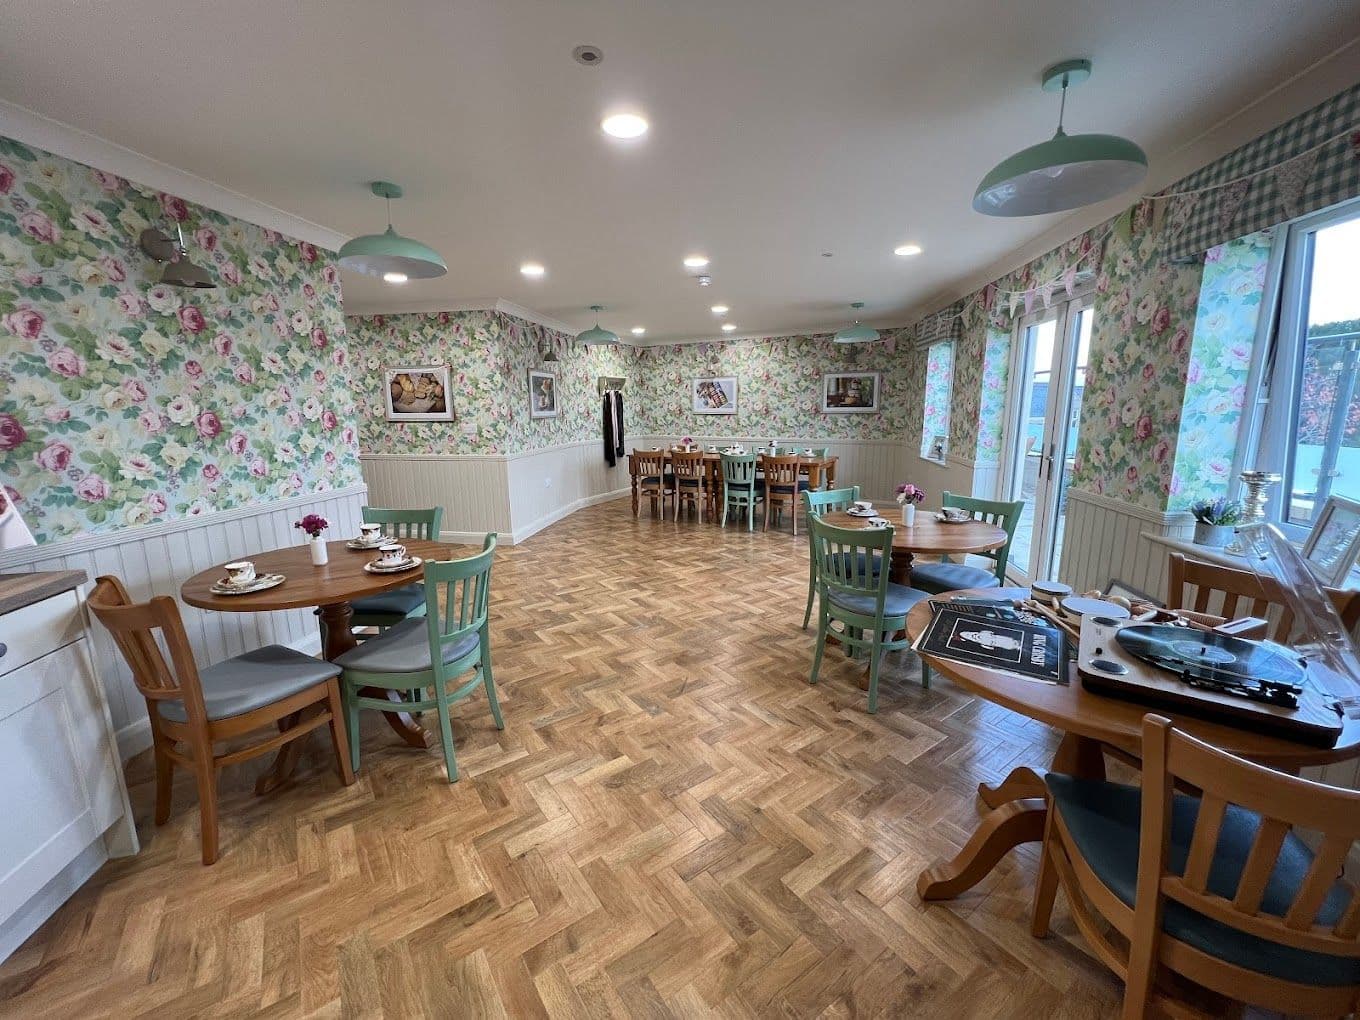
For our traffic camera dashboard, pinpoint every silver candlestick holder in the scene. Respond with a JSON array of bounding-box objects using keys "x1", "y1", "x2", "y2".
[{"x1": 1225, "y1": 469, "x2": 1282, "y2": 554}]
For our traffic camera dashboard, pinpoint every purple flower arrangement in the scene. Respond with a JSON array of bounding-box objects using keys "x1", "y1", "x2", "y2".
[
  {"x1": 294, "y1": 513, "x2": 329, "y2": 538},
  {"x1": 895, "y1": 483, "x2": 925, "y2": 506}
]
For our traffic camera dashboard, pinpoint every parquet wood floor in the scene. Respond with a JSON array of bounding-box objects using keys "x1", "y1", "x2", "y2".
[{"x1": 1, "y1": 499, "x2": 1151, "y2": 1017}]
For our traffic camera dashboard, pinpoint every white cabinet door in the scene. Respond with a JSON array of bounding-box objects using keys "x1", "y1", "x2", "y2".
[{"x1": 0, "y1": 640, "x2": 119, "y2": 923}]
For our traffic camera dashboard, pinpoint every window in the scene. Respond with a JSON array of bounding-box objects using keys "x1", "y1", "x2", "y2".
[
  {"x1": 1256, "y1": 200, "x2": 1360, "y2": 536},
  {"x1": 920, "y1": 341, "x2": 953, "y2": 462}
]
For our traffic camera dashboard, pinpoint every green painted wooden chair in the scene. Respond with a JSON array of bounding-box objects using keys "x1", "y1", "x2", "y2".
[
  {"x1": 909, "y1": 492, "x2": 1024, "y2": 594},
  {"x1": 801, "y1": 486, "x2": 869, "y2": 629},
  {"x1": 808, "y1": 515, "x2": 929, "y2": 713},
  {"x1": 719, "y1": 453, "x2": 762, "y2": 530},
  {"x1": 349, "y1": 506, "x2": 445, "y2": 631},
  {"x1": 335, "y1": 533, "x2": 501, "y2": 783}
]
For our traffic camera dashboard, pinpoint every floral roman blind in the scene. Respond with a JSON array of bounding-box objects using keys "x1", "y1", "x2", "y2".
[{"x1": 1161, "y1": 81, "x2": 1360, "y2": 262}]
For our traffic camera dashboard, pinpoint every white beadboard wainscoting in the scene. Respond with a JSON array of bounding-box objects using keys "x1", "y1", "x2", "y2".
[
  {"x1": 630, "y1": 435, "x2": 911, "y2": 502},
  {"x1": 506, "y1": 441, "x2": 630, "y2": 541},
  {"x1": 1057, "y1": 488, "x2": 1195, "y2": 599},
  {"x1": 360, "y1": 454, "x2": 512, "y2": 540},
  {"x1": 0, "y1": 484, "x2": 368, "y2": 760}
]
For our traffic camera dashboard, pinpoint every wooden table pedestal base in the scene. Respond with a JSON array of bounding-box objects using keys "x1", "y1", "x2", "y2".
[{"x1": 916, "y1": 733, "x2": 1105, "y2": 901}]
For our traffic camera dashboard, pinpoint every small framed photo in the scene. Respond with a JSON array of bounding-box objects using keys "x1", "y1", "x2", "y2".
[
  {"x1": 527, "y1": 369, "x2": 558, "y2": 419},
  {"x1": 1302, "y1": 495, "x2": 1360, "y2": 586},
  {"x1": 822, "y1": 372, "x2": 879, "y2": 413},
  {"x1": 692, "y1": 376, "x2": 737, "y2": 415},
  {"x1": 384, "y1": 365, "x2": 453, "y2": 421}
]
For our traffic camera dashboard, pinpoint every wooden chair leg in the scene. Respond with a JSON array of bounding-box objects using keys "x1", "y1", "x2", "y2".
[
  {"x1": 153, "y1": 737, "x2": 173, "y2": 825},
  {"x1": 867, "y1": 638, "x2": 882, "y2": 714},
  {"x1": 324, "y1": 681, "x2": 356, "y2": 786},
  {"x1": 194, "y1": 757, "x2": 221, "y2": 865},
  {"x1": 809, "y1": 611, "x2": 829, "y2": 686},
  {"x1": 434, "y1": 682, "x2": 460, "y2": 783},
  {"x1": 344, "y1": 681, "x2": 363, "y2": 775},
  {"x1": 481, "y1": 634, "x2": 504, "y2": 730},
  {"x1": 1031, "y1": 809, "x2": 1060, "y2": 938},
  {"x1": 763, "y1": 492, "x2": 771, "y2": 532}
]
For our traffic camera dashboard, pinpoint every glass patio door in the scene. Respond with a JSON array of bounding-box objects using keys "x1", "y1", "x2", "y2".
[{"x1": 1001, "y1": 295, "x2": 1092, "y2": 582}]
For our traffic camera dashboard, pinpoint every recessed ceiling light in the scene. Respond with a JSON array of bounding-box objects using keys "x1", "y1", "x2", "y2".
[
  {"x1": 683, "y1": 255, "x2": 710, "y2": 269},
  {"x1": 520, "y1": 262, "x2": 545, "y2": 278},
  {"x1": 710, "y1": 304, "x2": 729, "y2": 315},
  {"x1": 894, "y1": 243, "x2": 923, "y2": 257},
  {"x1": 721, "y1": 323, "x2": 737, "y2": 332},
  {"x1": 631, "y1": 327, "x2": 646, "y2": 335},
  {"x1": 602, "y1": 113, "x2": 649, "y2": 139},
  {"x1": 382, "y1": 271, "x2": 408, "y2": 284}
]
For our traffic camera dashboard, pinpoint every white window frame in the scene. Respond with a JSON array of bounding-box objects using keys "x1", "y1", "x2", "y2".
[{"x1": 1249, "y1": 197, "x2": 1360, "y2": 541}]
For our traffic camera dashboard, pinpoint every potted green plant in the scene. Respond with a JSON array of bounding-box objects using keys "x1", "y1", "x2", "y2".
[{"x1": 1189, "y1": 497, "x2": 1242, "y2": 548}]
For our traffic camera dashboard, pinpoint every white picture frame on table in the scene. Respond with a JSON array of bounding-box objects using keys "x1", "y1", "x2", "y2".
[
  {"x1": 822, "y1": 372, "x2": 880, "y2": 413},
  {"x1": 692, "y1": 376, "x2": 737, "y2": 415},
  {"x1": 384, "y1": 365, "x2": 454, "y2": 421},
  {"x1": 527, "y1": 369, "x2": 559, "y2": 419},
  {"x1": 1302, "y1": 495, "x2": 1360, "y2": 586}
]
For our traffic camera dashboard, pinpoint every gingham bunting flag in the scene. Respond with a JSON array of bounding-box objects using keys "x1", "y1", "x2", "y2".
[
  {"x1": 1273, "y1": 148, "x2": 1321, "y2": 219},
  {"x1": 1216, "y1": 178, "x2": 1250, "y2": 234}
]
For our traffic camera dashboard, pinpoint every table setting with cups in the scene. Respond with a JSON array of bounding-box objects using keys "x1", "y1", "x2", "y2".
[
  {"x1": 844, "y1": 499, "x2": 892, "y2": 529},
  {"x1": 210, "y1": 559, "x2": 286, "y2": 596}
]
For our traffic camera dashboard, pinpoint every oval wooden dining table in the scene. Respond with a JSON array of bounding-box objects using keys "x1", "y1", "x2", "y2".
[
  {"x1": 906, "y1": 587, "x2": 1360, "y2": 902},
  {"x1": 821, "y1": 504, "x2": 1007, "y2": 584},
  {"x1": 182, "y1": 537, "x2": 455, "y2": 792}
]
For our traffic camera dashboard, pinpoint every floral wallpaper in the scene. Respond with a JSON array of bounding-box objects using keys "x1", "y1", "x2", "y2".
[
  {"x1": 0, "y1": 135, "x2": 362, "y2": 544},
  {"x1": 627, "y1": 332, "x2": 916, "y2": 439},
  {"x1": 1069, "y1": 202, "x2": 1206, "y2": 510},
  {"x1": 347, "y1": 310, "x2": 633, "y2": 456},
  {"x1": 1168, "y1": 230, "x2": 1273, "y2": 508},
  {"x1": 920, "y1": 341, "x2": 953, "y2": 458}
]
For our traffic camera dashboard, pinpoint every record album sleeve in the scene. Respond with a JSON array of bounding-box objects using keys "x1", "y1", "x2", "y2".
[{"x1": 915, "y1": 607, "x2": 1068, "y2": 684}]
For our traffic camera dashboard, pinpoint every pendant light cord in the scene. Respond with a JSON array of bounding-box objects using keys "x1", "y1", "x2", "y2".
[{"x1": 1055, "y1": 78, "x2": 1068, "y2": 137}]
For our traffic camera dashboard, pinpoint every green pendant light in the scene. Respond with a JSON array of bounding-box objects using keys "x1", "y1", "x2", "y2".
[
  {"x1": 337, "y1": 181, "x2": 447, "y2": 281},
  {"x1": 973, "y1": 60, "x2": 1147, "y2": 217},
  {"x1": 576, "y1": 305, "x2": 620, "y2": 346},
  {"x1": 834, "y1": 303, "x2": 879, "y2": 344}
]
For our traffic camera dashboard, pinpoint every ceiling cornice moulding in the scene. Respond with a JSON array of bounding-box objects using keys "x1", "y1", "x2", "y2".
[{"x1": 0, "y1": 99, "x2": 347, "y2": 252}]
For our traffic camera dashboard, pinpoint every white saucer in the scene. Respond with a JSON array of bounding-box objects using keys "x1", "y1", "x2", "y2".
[
  {"x1": 865, "y1": 518, "x2": 891, "y2": 529},
  {"x1": 363, "y1": 555, "x2": 423, "y2": 574},
  {"x1": 935, "y1": 512, "x2": 972, "y2": 524},
  {"x1": 846, "y1": 507, "x2": 878, "y2": 517},
  {"x1": 346, "y1": 537, "x2": 387, "y2": 550},
  {"x1": 211, "y1": 573, "x2": 285, "y2": 595}
]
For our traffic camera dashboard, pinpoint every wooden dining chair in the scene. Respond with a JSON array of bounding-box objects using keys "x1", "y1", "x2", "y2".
[
  {"x1": 1166, "y1": 552, "x2": 1360, "y2": 638},
  {"x1": 349, "y1": 506, "x2": 444, "y2": 634},
  {"x1": 88, "y1": 575, "x2": 354, "y2": 865},
  {"x1": 719, "y1": 452, "x2": 762, "y2": 531},
  {"x1": 808, "y1": 515, "x2": 929, "y2": 713},
  {"x1": 634, "y1": 450, "x2": 673, "y2": 518},
  {"x1": 1033, "y1": 713, "x2": 1360, "y2": 1018},
  {"x1": 801, "y1": 486, "x2": 872, "y2": 629},
  {"x1": 337, "y1": 534, "x2": 501, "y2": 783},
  {"x1": 909, "y1": 491, "x2": 1024, "y2": 594},
  {"x1": 763, "y1": 454, "x2": 809, "y2": 534},
  {"x1": 672, "y1": 450, "x2": 707, "y2": 522}
]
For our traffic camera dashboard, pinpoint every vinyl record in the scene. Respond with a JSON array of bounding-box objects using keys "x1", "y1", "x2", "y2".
[{"x1": 1115, "y1": 624, "x2": 1304, "y2": 689}]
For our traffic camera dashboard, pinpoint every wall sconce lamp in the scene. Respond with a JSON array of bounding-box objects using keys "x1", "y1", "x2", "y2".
[{"x1": 139, "y1": 224, "x2": 217, "y2": 289}]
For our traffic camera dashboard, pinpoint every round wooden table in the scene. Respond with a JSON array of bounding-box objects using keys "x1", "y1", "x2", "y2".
[
  {"x1": 906, "y1": 587, "x2": 1360, "y2": 902},
  {"x1": 182, "y1": 537, "x2": 455, "y2": 791},
  {"x1": 821, "y1": 504, "x2": 1007, "y2": 584}
]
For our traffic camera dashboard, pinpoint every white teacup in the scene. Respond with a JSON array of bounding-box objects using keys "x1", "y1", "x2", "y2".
[
  {"x1": 853, "y1": 500, "x2": 873, "y2": 513},
  {"x1": 942, "y1": 507, "x2": 970, "y2": 522},
  {"x1": 358, "y1": 523, "x2": 382, "y2": 543},
  {"x1": 224, "y1": 561, "x2": 256, "y2": 587},
  {"x1": 378, "y1": 543, "x2": 408, "y2": 565}
]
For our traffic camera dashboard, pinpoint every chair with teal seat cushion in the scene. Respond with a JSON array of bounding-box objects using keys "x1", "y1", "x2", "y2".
[
  {"x1": 336, "y1": 533, "x2": 501, "y2": 782},
  {"x1": 909, "y1": 491, "x2": 1023, "y2": 594},
  {"x1": 719, "y1": 453, "x2": 763, "y2": 530},
  {"x1": 349, "y1": 506, "x2": 444, "y2": 630},
  {"x1": 808, "y1": 515, "x2": 928, "y2": 713},
  {"x1": 1033, "y1": 714, "x2": 1360, "y2": 1018},
  {"x1": 801, "y1": 486, "x2": 874, "y2": 629}
]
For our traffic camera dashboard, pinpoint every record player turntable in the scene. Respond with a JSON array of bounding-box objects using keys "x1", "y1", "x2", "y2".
[{"x1": 1076, "y1": 524, "x2": 1360, "y2": 748}]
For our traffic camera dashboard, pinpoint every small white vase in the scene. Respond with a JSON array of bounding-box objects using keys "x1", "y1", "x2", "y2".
[
  {"x1": 902, "y1": 504, "x2": 916, "y2": 528},
  {"x1": 309, "y1": 536, "x2": 329, "y2": 566}
]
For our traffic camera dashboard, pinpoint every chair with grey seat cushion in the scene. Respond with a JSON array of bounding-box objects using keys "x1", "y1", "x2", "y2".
[
  {"x1": 348, "y1": 506, "x2": 444, "y2": 631},
  {"x1": 807, "y1": 515, "x2": 929, "y2": 713},
  {"x1": 87, "y1": 575, "x2": 353, "y2": 865},
  {"x1": 337, "y1": 533, "x2": 502, "y2": 782},
  {"x1": 801, "y1": 486, "x2": 876, "y2": 629},
  {"x1": 909, "y1": 491, "x2": 1023, "y2": 594}
]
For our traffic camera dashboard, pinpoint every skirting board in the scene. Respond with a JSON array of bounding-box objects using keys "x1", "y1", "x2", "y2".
[{"x1": 436, "y1": 487, "x2": 632, "y2": 546}]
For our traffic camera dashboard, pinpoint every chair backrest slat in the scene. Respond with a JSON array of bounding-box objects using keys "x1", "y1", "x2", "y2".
[
  {"x1": 1137, "y1": 715, "x2": 1360, "y2": 960},
  {"x1": 424, "y1": 533, "x2": 497, "y2": 676},
  {"x1": 719, "y1": 453, "x2": 757, "y2": 486},
  {"x1": 940, "y1": 491, "x2": 1024, "y2": 580},
  {"x1": 1167, "y1": 553, "x2": 1360, "y2": 641},
  {"x1": 362, "y1": 505, "x2": 444, "y2": 542},
  {"x1": 672, "y1": 450, "x2": 705, "y2": 481},
  {"x1": 809, "y1": 514, "x2": 894, "y2": 621},
  {"x1": 802, "y1": 486, "x2": 861, "y2": 517},
  {"x1": 764, "y1": 454, "x2": 803, "y2": 490}
]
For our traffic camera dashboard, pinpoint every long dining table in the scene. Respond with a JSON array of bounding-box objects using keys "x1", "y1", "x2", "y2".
[{"x1": 626, "y1": 448, "x2": 839, "y2": 517}]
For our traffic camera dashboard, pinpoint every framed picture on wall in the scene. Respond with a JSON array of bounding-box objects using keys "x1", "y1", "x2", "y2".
[
  {"x1": 822, "y1": 372, "x2": 879, "y2": 413},
  {"x1": 527, "y1": 369, "x2": 558, "y2": 419},
  {"x1": 1301, "y1": 495, "x2": 1360, "y2": 585},
  {"x1": 384, "y1": 365, "x2": 454, "y2": 421},
  {"x1": 692, "y1": 376, "x2": 738, "y2": 415}
]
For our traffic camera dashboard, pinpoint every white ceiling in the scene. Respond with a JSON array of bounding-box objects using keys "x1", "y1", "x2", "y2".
[{"x1": 1, "y1": 1, "x2": 1357, "y2": 342}]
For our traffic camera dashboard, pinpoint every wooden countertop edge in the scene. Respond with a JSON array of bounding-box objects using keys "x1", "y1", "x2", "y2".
[{"x1": 0, "y1": 569, "x2": 89, "y2": 615}]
